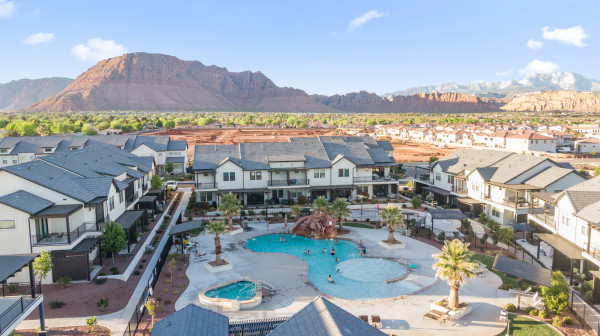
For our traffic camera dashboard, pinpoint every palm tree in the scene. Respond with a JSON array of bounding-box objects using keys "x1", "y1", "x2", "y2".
[
  {"x1": 311, "y1": 196, "x2": 330, "y2": 214},
  {"x1": 218, "y1": 192, "x2": 242, "y2": 230},
  {"x1": 432, "y1": 239, "x2": 479, "y2": 310},
  {"x1": 380, "y1": 204, "x2": 404, "y2": 244},
  {"x1": 206, "y1": 220, "x2": 227, "y2": 265},
  {"x1": 290, "y1": 204, "x2": 302, "y2": 219},
  {"x1": 330, "y1": 198, "x2": 351, "y2": 232}
]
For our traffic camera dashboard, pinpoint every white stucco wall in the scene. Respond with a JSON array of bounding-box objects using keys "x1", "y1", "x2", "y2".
[
  {"x1": 331, "y1": 158, "x2": 355, "y2": 186},
  {"x1": 215, "y1": 161, "x2": 244, "y2": 190}
]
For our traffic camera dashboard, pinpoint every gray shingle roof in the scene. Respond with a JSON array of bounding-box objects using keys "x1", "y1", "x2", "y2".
[
  {"x1": 151, "y1": 304, "x2": 228, "y2": 336},
  {"x1": 564, "y1": 191, "x2": 600, "y2": 212},
  {"x1": 268, "y1": 296, "x2": 386, "y2": 336},
  {"x1": 0, "y1": 190, "x2": 53, "y2": 215},
  {"x1": 487, "y1": 155, "x2": 549, "y2": 184},
  {"x1": 576, "y1": 200, "x2": 600, "y2": 226},
  {"x1": 435, "y1": 148, "x2": 513, "y2": 174},
  {"x1": 0, "y1": 254, "x2": 38, "y2": 283},
  {"x1": 193, "y1": 136, "x2": 394, "y2": 171},
  {"x1": 524, "y1": 167, "x2": 575, "y2": 188},
  {"x1": 166, "y1": 140, "x2": 187, "y2": 151}
]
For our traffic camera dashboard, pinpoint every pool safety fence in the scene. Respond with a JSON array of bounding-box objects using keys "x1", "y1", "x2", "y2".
[
  {"x1": 570, "y1": 289, "x2": 600, "y2": 335},
  {"x1": 228, "y1": 316, "x2": 289, "y2": 336}
]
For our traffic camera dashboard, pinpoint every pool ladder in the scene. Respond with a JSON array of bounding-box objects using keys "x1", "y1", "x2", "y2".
[{"x1": 257, "y1": 280, "x2": 275, "y2": 291}]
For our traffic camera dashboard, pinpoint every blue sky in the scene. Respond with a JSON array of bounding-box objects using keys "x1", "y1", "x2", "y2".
[{"x1": 0, "y1": 0, "x2": 598, "y2": 95}]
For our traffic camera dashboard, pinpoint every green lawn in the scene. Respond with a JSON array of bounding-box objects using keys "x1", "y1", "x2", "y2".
[
  {"x1": 471, "y1": 254, "x2": 520, "y2": 289},
  {"x1": 507, "y1": 314, "x2": 560, "y2": 336},
  {"x1": 343, "y1": 222, "x2": 375, "y2": 229}
]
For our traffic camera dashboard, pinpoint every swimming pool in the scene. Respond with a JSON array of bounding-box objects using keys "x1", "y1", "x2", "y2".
[
  {"x1": 205, "y1": 281, "x2": 256, "y2": 301},
  {"x1": 244, "y1": 234, "x2": 421, "y2": 301}
]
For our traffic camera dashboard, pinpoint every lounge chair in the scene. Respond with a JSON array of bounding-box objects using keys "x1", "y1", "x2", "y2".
[
  {"x1": 475, "y1": 264, "x2": 488, "y2": 276},
  {"x1": 423, "y1": 309, "x2": 450, "y2": 325},
  {"x1": 508, "y1": 286, "x2": 533, "y2": 296},
  {"x1": 371, "y1": 315, "x2": 382, "y2": 329}
]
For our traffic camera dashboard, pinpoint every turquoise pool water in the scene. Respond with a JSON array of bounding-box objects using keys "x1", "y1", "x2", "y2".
[
  {"x1": 244, "y1": 234, "x2": 420, "y2": 301},
  {"x1": 205, "y1": 281, "x2": 256, "y2": 301}
]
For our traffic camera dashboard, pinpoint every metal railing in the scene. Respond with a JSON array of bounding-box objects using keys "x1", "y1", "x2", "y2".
[
  {"x1": 0, "y1": 283, "x2": 42, "y2": 335},
  {"x1": 31, "y1": 221, "x2": 99, "y2": 246},
  {"x1": 196, "y1": 182, "x2": 218, "y2": 190},
  {"x1": 353, "y1": 176, "x2": 395, "y2": 183},
  {"x1": 585, "y1": 247, "x2": 600, "y2": 263},
  {"x1": 529, "y1": 213, "x2": 556, "y2": 229},
  {"x1": 268, "y1": 179, "x2": 309, "y2": 187},
  {"x1": 570, "y1": 290, "x2": 600, "y2": 335}
]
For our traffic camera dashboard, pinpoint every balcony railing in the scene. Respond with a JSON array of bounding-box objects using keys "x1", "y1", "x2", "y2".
[
  {"x1": 353, "y1": 176, "x2": 396, "y2": 183},
  {"x1": 585, "y1": 247, "x2": 600, "y2": 263},
  {"x1": 126, "y1": 192, "x2": 139, "y2": 208},
  {"x1": 268, "y1": 179, "x2": 309, "y2": 187},
  {"x1": 196, "y1": 182, "x2": 218, "y2": 190},
  {"x1": 529, "y1": 213, "x2": 556, "y2": 229},
  {"x1": 0, "y1": 283, "x2": 42, "y2": 335},
  {"x1": 31, "y1": 221, "x2": 99, "y2": 246},
  {"x1": 483, "y1": 195, "x2": 529, "y2": 208}
]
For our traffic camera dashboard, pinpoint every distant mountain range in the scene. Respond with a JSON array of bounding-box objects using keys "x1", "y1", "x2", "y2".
[
  {"x1": 383, "y1": 72, "x2": 600, "y2": 98},
  {"x1": 1, "y1": 53, "x2": 599, "y2": 113},
  {"x1": 0, "y1": 78, "x2": 72, "y2": 110}
]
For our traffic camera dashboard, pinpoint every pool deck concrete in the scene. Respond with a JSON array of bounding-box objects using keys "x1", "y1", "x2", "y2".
[{"x1": 177, "y1": 222, "x2": 508, "y2": 335}]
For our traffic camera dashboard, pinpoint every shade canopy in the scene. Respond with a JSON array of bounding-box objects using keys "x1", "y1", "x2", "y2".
[
  {"x1": 169, "y1": 220, "x2": 205, "y2": 236},
  {"x1": 513, "y1": 223, "x2": 535, "y2": 232},
  {"x1": 0, "y1": 254, "x2": 38, "y2": 282},
  {"x1": 493, "y1": 255, "x2": 552, "y2": 287},
  {"x1": 536, "y1": 233, "x2": 583, "y2": 260}
]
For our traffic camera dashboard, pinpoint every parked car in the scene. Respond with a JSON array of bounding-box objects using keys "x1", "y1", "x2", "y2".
[
  {"x1": 557, "y1": 147, "x2": 571, "y2": 153},
  {"x1": 166, "y1": 181, "x2": 178, "y2": 190}
]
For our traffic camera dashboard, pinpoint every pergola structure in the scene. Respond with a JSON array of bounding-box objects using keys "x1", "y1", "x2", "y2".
[
  {"x1": 114, "y1": 210, "x2": 148, "y2": 253},
  {"x1": 169, "y1": 220, "x2": 205, "y2": 254},
  {"x1": 535, "y1": 233, "x2": 584, "y2": 286},
  {"x1": 493, "y1": 254, "x2": 552, "y2": 309},
  {"x1": 426, "y1": 208, "x2": 467, "y2": 240}
]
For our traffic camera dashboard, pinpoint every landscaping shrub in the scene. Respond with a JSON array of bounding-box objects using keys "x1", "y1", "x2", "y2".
[
  {"x1": 504, "y1": 303, "x2": 516, "y2": 312},
  {"x1": 538, "y1": 310, "x2": 548, "y2": 318},
  {"x1": 94, "y1": 278, "x2": 107, "y2": 285},
  {"x1": 142, "y1": 259, "x2": 147, "y2": 263},
  {"x1": 156, "y1": 229, "x2": 164, "y2": 234},
  {"x1": 551, "y1": 315, "x2": 563, "y2": 327},
  {"x1": 370, "y1": 199, "x2": 377, "y2": 204},
  {"x1": 163, "y1": 289, "x2": 169, "y2": 294},
  {"x1": 96, "y1": 298, "x2": 109, "y2": 310},
  {"x1": 528, "y1": 308, "x2": 539, "y2": 316},
  {"x1": 133, "y1": 270, "x2": 140, "y2": 276},
  {"x1": 144, "y1": 247, "x2": 153, "y2": 254},
  {"x1": 57, "y1": 276, "x2": 72, "y2": 289},
  {"x1": 178, "y1": 283, "x2": 183, "y2": 288},
  {"x1": 49, "y1": 300, "x2": 65, "y2": 309},
  {"x1": 164, "y1": 300, "x2": 171, "y2": 305},
  {"x1": 99, "y1": 272, "x2": 107, "y2": 276},
  {"x1": 524, "y1": 307, "x2": 535, "y2": 314},
  {"x1": 139, "y1": 264, "x2": 143, "y2": 269},
  {"x1": 166, "y1": 279, "x2": 172, "y2": 284},
  {"x1": 179, "y1": 275, "x2": 185, "y2": 279},
  {"x1": 110, "y1": 266, "x2": 119, "y2": 275},
  {"x1": 542, "y1": 271, "x2": 569, "y2": 314},
  {"x1": 582, "y1": 280, "x2": 593, "y2": 293},
  {"x1": 563, "y1": 316, "x2": 573, "y2": 325}
]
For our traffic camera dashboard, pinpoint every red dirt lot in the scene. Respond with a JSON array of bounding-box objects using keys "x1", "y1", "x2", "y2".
[{"x1": 391, "y1": 141, "x2": 455, "y2": 163}]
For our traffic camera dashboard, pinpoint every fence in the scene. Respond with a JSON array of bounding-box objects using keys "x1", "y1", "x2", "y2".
[
  {"x1": 0, "y1": 283, "x2": 42, "y2": 335},
  {"x1": 571, "y1": 290, "x2": 600, "y2": 335},
  {"x1": 122, "y1": 235, "x2": 174, "y2": 336}
]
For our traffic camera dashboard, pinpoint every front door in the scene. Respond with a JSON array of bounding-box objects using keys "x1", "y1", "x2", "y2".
[{"x1": 36, "y1": 218, "x2": 49, "y2": 238}]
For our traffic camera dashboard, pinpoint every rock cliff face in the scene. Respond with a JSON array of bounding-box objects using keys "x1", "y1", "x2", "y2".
[
  {"x1": 313, "y1": 91, "x2": 505, "y2": 113},
  {"x1": 0, "y1": 78, "x2": 72, "y2": 110},
  {"x1": 500, "y1": 90, "x2": 600, "y2": 112},
  {"x1": 26, "y1": 53, "x2": 338, "y2": 112}
]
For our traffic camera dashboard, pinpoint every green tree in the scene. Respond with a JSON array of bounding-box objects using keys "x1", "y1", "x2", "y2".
[
  {"x1": 33, "y1": 250, "x2": 54, "y2": 283},
  {"x1": 132, "y1": 122, "x2": 143, "y2": 131},
  {"x1": 310, "y1": 196, "x2": 330, "y2": 214},
  {"x1": 541, "y1": 271, "x2": 569, "y2": 314},
  {"x1": 498, "y1": 227, "x2": 514, "y2": 253},
  {"x1": 432, "y1": 239, "x2": 479, "y2": 309},
  {"x1": 101, "y1": 221, "x2": 127, "y2": 264},
  {"x1": 411, "y1": 196, "x2": 421, "y2": 209},
  {"x1": 165, "y1": 162, "x2": 174, "y2": 175},
  {"x1": 37, "y1": 124, "x2": 51, "y2": 136},
  {"x1": 290, "y1": 204, "x2": 302, "y2": 219},
  {"x1": 167, "y1": 253, "x2": 178, "y2": 284},
  {"x1": 164, "y1": 120, "x2": 176, "y2": 129},
  {"x1": 380, "y1": 204, "x2": 404, "y2": 244},
  {"x1": 330, "y1": 198, "x2": 351, "y2": 232},
  {"x1": 406, "y1": 180, "x2": 415, "y2": 190},
  {"x1": 429, "y1": 156, "x2": 439, "y2": 164},
  {"x1": 97, "y1": 121, "x2": 110, "y2": 130},
  {"x1": 218, "y1": 193, "x2": 241, "y2": 230},
  {"x1": 144, "y1": 298, "x2": 157, "y2": 330},
  {"x1": 86, "y1": 316, "x2": 98, "y2": 333},
  {"x1": 151, "y1": 174, "x2": 162, "y2": 189},
  {"x1": 81, "y1": 123, "x2": 98, "y2": 135},
  {"x1": 206, "y1": 220, "x2": 227, "y2": 265}
]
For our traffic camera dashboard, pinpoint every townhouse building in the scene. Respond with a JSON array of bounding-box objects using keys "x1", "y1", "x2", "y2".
[
  {"x1": 0, "y1": 135, "x2": 188, "y2": 176},
  {"x1": 193, "y1": 136, "x2": 397, "y2": 207},
  {"x1": 0, "y1": 146, "x2": 155, "y2": 283},
  {"x1": 416, "y1": 148, "x2": 585, "y2": 225},
  {"x1": 504, "y1": 132, "x2": 557, "y2": 153},
  {"x1": 575, "y1": 138, "x2": 600, "y2": 153},
  {"x1": 528, "y1": 177, "x2": 600, "y2": 289}
]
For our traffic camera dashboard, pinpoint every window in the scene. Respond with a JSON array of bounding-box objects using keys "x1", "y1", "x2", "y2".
[
  {"x1": 491, "y1": 208, "x2": 500, "y2": 217},
  {"x1": 314, "y1": 169, "x2": 325, "y2": 179},
  {"x1": 357, "y1": 186, "x2": 368, "y2": 195},
  {"x1": 0, "y1": 220, "x2": 15, "y2": 229},
  {"x1": 338, "y1": 169, "x2": 349, "y2": 177},
  {"x1": 119, "y1": 191, "x2": 124, "y2": 203},
  {"x1": 2, "y1": 159, "x2": 6, "y2": 164},
  {"x1": 223, "y1": 172, "x2": 235, "y2": 181},
  {"x1": 277, "y1": 190, "x2": 284, "y2": 198},
  {"x1": 250, "y1": 171, "x2": 262, "y2": 180},
  {"x1": 290, "y1": 189, "x2": 302, "y2": 198},
  {"x1": 109, "y1": 196, "x2": 115, "y2": 211},
  {"x1": 0, "y1": 149, "x2": 6, "y2": 154},
  {"x1": 12, "y1": 158, "x2": 17, "y2": 164},
  {"x1": 159, "y1": 153, "x2": 163, "y2": 157},
  {"x1": 44, "y1": 148, "x2": 52, "y2": 153},
  {"x1": 198, "y1": 192, "x2": 212, "y2": 202},
  {"x1": 582, "y1": 225, "x2": 587, "y2": 236},
  {"x1": 435, "y1": 172, "x2": 441, "y2": 181}
]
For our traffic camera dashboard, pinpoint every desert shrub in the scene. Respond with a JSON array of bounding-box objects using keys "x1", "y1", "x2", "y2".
[
  {"x1": 164, "y1": 300, "x2": 171, "y2": 305},
  {"x1": 538, "y1": 310, "x2": 548, "y2": 318},
  {"x1": 524, "y1": 307, "x2": 535, "y2": 314},
  {"x1": 99, "y1": 272, "x2": 107, "y2": 276},
  {"x1": 50, "y1": 300, "x2": 65, "y2": 309},
  {"x1": 173, "y1": 290, "x2": 180, "y2": 295},
  {"x1": 133, "y1": 270, "x2": 140, "y2": 276},
  {"x1": 179, "y1": 275, "x2": 185, "y2": 279},
  {"x1": 166, "y1": 279, "x2": 172, "y2": 284},
  {"x1": 563, "y1": 316, "x2": 573, "y2": 325},
  {"x1": 552, "y1": 315, "x2": 563, "y2": 327},
  {"x1": 142, "y1": 259, "x2": 147, "y2": 263},
  {"x1": 504, "y1": 303, "x2": 516, "y2": 312},
  {"x1": 96, "y1": 298, "x2": 109, "y2": 309},
  {"x1": 139, "y1": 264, "x2": 143, "y2": 269},
  {"x1": 542, "y1": 271, "x2": 569, "y2": 314},
  {"x1": 528, "y1": 308, "x2": 539, "y2": 316},
  {"x1": 110, "y1": 267, "x2": 119, "y2": 275},
  {"x1": 178, "y1": 283, "x2": 183, "y2": 288},
  {"x1": 94, "y1": 278, "x2": 107, "y2": 285},
  {"x1": 163, "y1": 289, "x2": 169, "y2": 294},
  {"x1": 57, "y1": 276, "x2": 71, "y2": 289}
]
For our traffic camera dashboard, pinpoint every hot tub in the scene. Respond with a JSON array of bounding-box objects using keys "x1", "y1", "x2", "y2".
[{"x1": 198, "y1": 278, "x2": 262, "y2": 311}]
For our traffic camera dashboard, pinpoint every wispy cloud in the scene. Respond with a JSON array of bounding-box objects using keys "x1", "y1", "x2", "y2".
[
  {"x1": 520, "y1": 59, "x2": 559, "y2": 75},
  {"x1": 347, "y1": 10, "x2": 384, "y2": 32},
  {"x1": 542, "y1": 26, "x2": 589, "y2": 47},
  {"x1": 0, "y1": 0, "x2": 16, "y2": 19},
  {"x1": 496, "y1": 69, "x2": 513, "y2": 77},
  {"x1": 24, "y1": 32, "x2": 55, "y2": 45},
  {"x1": 526, "y1": 39, "x2": 543, "y2": 49},
  {"x1": 71, "y1": 38, "x2": 128, "y2": 62}
]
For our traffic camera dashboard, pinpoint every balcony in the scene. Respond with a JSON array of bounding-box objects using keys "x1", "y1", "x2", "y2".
[
  {"x1": 196, "y1": 182, "x2": 218, "y2": 190},
  {"x1": 268, "y1": 179, "x2": 309, "y2": 187},
  {"x1": 125, "y1": 192, "x2": 139, "y2": 208},
  {"x1": 353, "y1": 176, "x2": 397, "y2": 184},
  {"x1": 0, "y1": 283, "x2": 42, "y2": 335},
  {"x1": 584, "y1": 247, "x2": 600, "y2": 265},
  {"x1": 528, "y1": 213, "x2": 556, "y2": 230},
  {"x1": 483, "y1": 195, "x2": 529, "y2": 208},
  {"x1": 31, "y1": 221, "x2": 99, "y2": 246}
]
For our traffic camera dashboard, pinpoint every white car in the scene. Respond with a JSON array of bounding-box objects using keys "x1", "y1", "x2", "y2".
[{"x1": 166, "y1": 181, "x2": 178, "y2": 190}]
